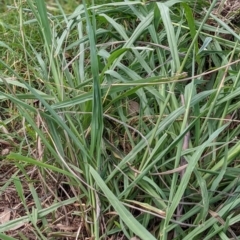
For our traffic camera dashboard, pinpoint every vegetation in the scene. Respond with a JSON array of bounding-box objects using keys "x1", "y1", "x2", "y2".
[{"x1": 1, "y1": 0, "x2": 240, "y2": 239}]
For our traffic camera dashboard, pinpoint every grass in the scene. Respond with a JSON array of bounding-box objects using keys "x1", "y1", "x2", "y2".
[{"x1": 1, "y1": 0, "x2": 240, "y2": 239}]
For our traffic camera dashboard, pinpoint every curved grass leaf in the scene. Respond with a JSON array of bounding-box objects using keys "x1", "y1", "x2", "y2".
[{"x1": 90, "y1": 166, "x2": 156, "y2": 240}]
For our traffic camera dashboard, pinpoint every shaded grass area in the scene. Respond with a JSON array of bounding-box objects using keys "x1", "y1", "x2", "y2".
[{"x1": 1, "y1": 0, "x2": 240, "y2": 239}]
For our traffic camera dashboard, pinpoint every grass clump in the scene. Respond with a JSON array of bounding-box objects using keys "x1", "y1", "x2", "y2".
[{"x1": 1, "y1": 0, "x2": 240, "y2": 239}]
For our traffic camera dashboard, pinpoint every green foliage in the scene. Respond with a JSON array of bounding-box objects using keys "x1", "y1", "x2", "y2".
[{"x1": 1, "y1": 0, "x2": 240, "y2": 239}]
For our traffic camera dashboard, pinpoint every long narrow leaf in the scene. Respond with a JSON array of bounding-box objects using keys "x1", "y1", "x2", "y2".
[{"x1": 90, "y1": 167, "x2": 156, "y2": 240}]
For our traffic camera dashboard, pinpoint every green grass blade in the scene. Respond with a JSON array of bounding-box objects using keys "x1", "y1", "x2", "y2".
[
  {"x1": 157, "y1": 2, "x2": 180, "y2": 71},
  {"x1": 90, "y1": 166, "x2": 156, "y2": 240}
]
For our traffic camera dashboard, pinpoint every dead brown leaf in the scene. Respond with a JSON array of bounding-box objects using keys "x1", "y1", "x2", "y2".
[
  {"x1": 1, "y1": 148, "x2": 10, "y2": 156},
  {"x1": 55, "y1": 223, "x2": 78, "y2": 231},
  {"x1": 0, "y1": 208, "x2": 11, "y2": 224},
  {"x1": 127, "y1": 100, "x2": 140, "y2": 116}
]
